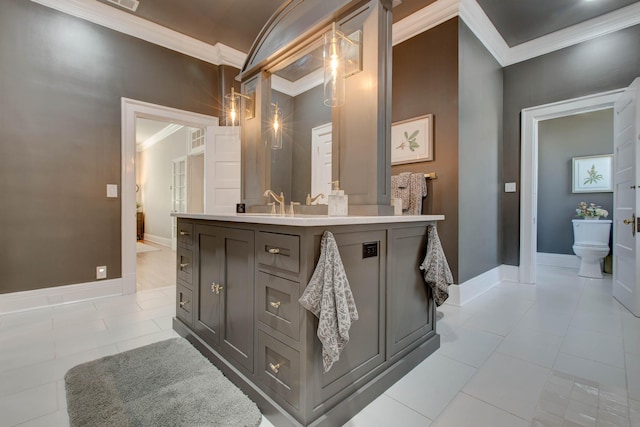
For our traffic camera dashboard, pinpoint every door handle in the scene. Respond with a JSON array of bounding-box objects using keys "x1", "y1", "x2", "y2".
[
  {"x1": 623, "y1": 214, "x2": 636, "y2": 236},
  {"x1": 211, "y1": 283, "x2": 224, "y2": 294}
]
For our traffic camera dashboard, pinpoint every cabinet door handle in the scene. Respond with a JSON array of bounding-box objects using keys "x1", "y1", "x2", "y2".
[
  {"x1": 179, "y1": 263, "x2": 189, "y2": 269},
  {"x1": 211, "y1": 283, "x2": 224, "y2": 294},
  {"x1": 179, "y1": 300, "x2": 189, "y2": 307},
  {"x1": 179, "y1": 230, "x2": 190, "y2": 236},
  {"x1": 267, "y1": 247, "x2": 281, "y2": 254},
  {"x1": 269, "y1": 301, "x2": 281, "y2": 309},
  {"x1": 268, "y1": 363, "x2": 281, "y2": 374}
]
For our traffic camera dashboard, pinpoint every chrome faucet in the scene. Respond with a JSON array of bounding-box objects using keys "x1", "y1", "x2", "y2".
[
  {"x1": 306, "y1": 193, "x2": 325, "y2": 205},
  {"x1": 264, "y1": 190, "x2": 285, "y2": 215}
]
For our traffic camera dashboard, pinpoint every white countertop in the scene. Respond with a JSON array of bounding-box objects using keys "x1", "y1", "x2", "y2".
[{"x1": 172, "y1": 212, "x2": 444, "y2": 226}]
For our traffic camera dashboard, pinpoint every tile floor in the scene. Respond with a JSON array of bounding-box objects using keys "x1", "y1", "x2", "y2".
[{"x1": 1, "y1": 265, "x2": 639, "y2": 426}]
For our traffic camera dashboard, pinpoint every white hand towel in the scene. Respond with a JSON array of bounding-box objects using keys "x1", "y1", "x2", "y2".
[{"x1": 299, "y1": 231, "x2": 358, "y2": 372}]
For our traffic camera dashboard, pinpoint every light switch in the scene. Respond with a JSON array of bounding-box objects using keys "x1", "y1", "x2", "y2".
[
  {"x1": 107, "y1": 184, "x2": 118, "y2": 198},
  {"x1": 505, "y1": 182, "x2": 517, "y2": 193}
]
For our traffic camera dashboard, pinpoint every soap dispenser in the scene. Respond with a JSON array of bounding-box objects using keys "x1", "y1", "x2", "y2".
[{"x1": 328, "y1": 180, "x2": 348, "y2": 216}]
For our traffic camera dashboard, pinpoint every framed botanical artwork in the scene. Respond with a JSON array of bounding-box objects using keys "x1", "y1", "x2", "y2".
[
  {"x1": 391, "y1": 114, "x2": 433, "y2": 165},
  {"x1": 572, "y1": 154, "x2": 613, "y2": 193}
]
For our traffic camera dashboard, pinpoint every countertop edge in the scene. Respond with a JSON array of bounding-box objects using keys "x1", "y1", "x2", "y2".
[{"x1": 171, "y1": 212, "x2": 444, "y2": 226}]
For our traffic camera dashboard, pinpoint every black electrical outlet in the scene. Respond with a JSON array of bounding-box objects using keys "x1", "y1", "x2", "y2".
[{"x1": 362, "y1": 242, "x2": 378, "y2": 258}]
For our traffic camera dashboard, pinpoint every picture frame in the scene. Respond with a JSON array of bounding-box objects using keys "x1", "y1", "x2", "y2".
[
  {"x1": 572, "y1": 154, "x2": 613, "y2": 193},
  {"x1": 391, "y1": 114, "x2": 433, "y2": 165}
]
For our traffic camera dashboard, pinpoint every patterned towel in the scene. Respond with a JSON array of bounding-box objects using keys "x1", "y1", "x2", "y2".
[
  {"x1": 299, "y1": 231, "x2": 358, "y2": 372},
  {"x1": 407, "y1": 173, "x2": 427, "y2": 215},
  {"x1": 391, "y1": 172, "x2": 412, "y2": 210},
  {"x1": 420, "y1": 225, "x2": 453, "y2": 306}
]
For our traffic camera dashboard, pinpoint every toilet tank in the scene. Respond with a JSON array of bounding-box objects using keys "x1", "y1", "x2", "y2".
[{"x1": 572, "y1": 219, "x2": 612, "y2": 246}]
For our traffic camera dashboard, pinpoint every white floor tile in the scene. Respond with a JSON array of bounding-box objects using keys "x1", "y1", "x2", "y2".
[
  {"x1": 0, "y1": 382, "x2": 58, "y2": 426},
  {"x1": 560, "y1": 327, "x2": 625, "y2": 368},
  {"x1": 344, "y1": 393, "x2": 432, "y2": 427},
  {"x1": 102, "y1": 305, "x2": 175, "y2": 328},
  {"x1": 497, "y1": 327, "x2": 563, "y2": 368},
  {"x1": 385, "y1": 353, "x2": 476, "y2": 420},
  {"x1": 437, "y1": 324, "x2": 502, "y2": 367},
  {"x1": 433, "y1": 393, "x2": 529, "y2": 427},
  {"x1": 627, "y1": 351, "x2": 640, "y2": 401},
  {"x1": 0, "y1": 340, "x2": 56, "y2": 374},
  {"x1": 15, "y1": 409, "x2": 69, "y2": 427},
  {"x1": 622, "y1": 313, "x2": 640, "y2": 356},
  {"x1": 553, "y1": 352, "x2": 626, "y2": 388},
  {"x1": 115, "y1": 329, "x2": 180, "y2": 353},
  {"x1": 514, "y1": 305, "x2": 573, "y2": 337},
  {"x1": 462, "y1": 305, "x2": 529, "y2": 336},
  {"x1": 569, "y1": 311, "x2": 623, "y2": 337},
  {"x1": 462, "y1": 352, "x2": 550, "y2": 420}
]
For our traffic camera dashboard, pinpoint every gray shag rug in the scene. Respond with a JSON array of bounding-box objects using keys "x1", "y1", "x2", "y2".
[{"x1": 65, "y1": 337, "x2": 262, "y2": 427}]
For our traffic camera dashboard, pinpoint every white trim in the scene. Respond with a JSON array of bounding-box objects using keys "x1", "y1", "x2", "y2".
[
  {"x1": 537, "y1": 252, "x2": 581, "y2": 270},
  {"x1": 392, "y1": 0, "x2": 459, "y2": 47},
  {"x1": 142, "y1": 233, "x2": 172, "y2": 248},
  {"x1": 137, "y1": 123, "x2": 184, "y2": 152},
  {"x1": 29, "y1": 0, "x2": 246, "y2": 68},
  {"x1": 31, "y1": 0, "x2": 640, "y2": 70},
  {"x1": 0, "y1": 279, "x2": 123, "y2": 315},
  {"x1": 122, "y1": 98, "x2": 218, "y2": 295},
  {"x1": 500, "y1": 264, "x2": 520, "y2": 283},
  {"x1": 504, "y1": 2, "x2": 640, "y2": 66},
  {"x1": 271, "y1": 70, "x2": 324, "y2": 97},
  {"x1": 519, "y1": 89, "x2": 623, "y2": 284},
  {"x1": 446, "y1": 265, "x2": 502, "y2": 306}
]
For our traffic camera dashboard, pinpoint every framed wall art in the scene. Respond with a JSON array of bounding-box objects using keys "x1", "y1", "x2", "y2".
[
  {"x1": 391, "y1": 114, "x2": 433, "y2": 165},
  {"x1": 572, "y1": 154, "x2": 613, "y2": 193}
]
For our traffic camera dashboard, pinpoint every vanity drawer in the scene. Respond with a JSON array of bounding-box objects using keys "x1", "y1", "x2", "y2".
[
  {"x1": 176, "y1": 248, "x2": 193, "y2": 285},
  {"x1": 177, "y1": 221, "x2": 194, "y2": 247},
  {"x1": 258, "y1": 331, "x2": 300, "y2": 410},
  {"x1": 257, "y1": 272, "x2": 300, "y2": 341},
  {"x1": 176, "y1": 285, "x2": 193, "y2": 326},
  {"x1": 256, "y1": 231, "x2": 300, "y2": 274}
]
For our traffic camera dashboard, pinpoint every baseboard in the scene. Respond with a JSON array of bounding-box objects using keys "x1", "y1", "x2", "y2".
[
  {"x1": 445, "y1": 264, "x2": 521, "y2": 307},
  {"x1": 143, "y1": 233, "x2": 172, "y2": 247},
  {"x1": 0, "y1": 278, "x2": 124, "y2": 315},
  {"x1": 537, "y1": 252, "x2": 580, "y2": 269}
]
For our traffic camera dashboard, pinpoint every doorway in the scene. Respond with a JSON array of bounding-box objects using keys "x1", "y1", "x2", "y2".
[
  {"x1": 519, "y1": 89, "x2": 624, "y2": 285},
  {"x1": 121, "y1": 98, "x2": 218, "y2": 295}
]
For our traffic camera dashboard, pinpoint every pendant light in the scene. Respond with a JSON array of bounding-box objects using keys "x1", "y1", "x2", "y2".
[
  {"x1": 224, "y1": 87, "x2": 253, "y2": 127},
  {"x1": 271, "y1": 102, "x2": 283, "y2": 150},
  {"x1": 323, "y1": 22, "x2": 346, "y2": 107}
]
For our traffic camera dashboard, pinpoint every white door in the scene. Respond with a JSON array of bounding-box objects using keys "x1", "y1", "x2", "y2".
[
  {"x1": 613, "y1": 78, "x2": 640, "y2": 317},
  {"x1": 171, "y1": 156, "x2": 187, "y2": 250},
  {"x1": 311, "y1": 123, "x2": 332, "y2": 203},
  {"x1": 205, "y1": 126, "x2": 241, "y2": 213}
]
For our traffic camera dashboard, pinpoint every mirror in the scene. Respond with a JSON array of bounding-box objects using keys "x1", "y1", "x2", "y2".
[{"x1": 264, "y1": 26, "x2": 362, "y2": 207}]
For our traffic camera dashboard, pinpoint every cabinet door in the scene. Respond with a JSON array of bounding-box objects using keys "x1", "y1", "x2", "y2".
[
  {"x1": 220, "y1": 228, "x2": 255, "y2": 373},
  {"x1": 195, "y1": 225, "x2": 222, "y2": 346},
  {"x1": 387, "y1": 226, "x2": 434, "y2": 358}
]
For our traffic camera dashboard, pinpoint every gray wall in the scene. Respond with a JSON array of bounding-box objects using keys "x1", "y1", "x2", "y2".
[
  {"x1": 458, "y1": 22, "x2": 503, "y2": 283},
  {"x1": 537, "y1": 109, "x2": 613, "y2": 254},
  {"x1": 392, "y1": 18, "x2": 460, "y2": 282},
  {"x1": 502, "y1": 24, "x2": 640, "y2": 265},
  {"x1": 0, "y1": 0, "x2": 225, "y2": 294}
]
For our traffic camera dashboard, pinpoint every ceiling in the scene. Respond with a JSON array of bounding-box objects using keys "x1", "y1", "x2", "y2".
[{"x1": 98, "y1": 0, "x2": 640, "y2": 53}]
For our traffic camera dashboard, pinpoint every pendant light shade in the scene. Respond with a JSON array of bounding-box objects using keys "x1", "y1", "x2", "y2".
[
  {"x1": 271, "y1": 102, "x2": 283, "y2": 150},
  {"x1": 323, "y1": 23, "x2": 346, "y2": 107}
]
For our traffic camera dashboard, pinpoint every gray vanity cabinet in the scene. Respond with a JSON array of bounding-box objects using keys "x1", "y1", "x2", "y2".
[{"x1": 193, "y1": 223, "x2": 255, "y2": 375}]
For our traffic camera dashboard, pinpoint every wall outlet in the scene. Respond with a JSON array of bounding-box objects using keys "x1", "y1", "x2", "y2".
[
  {"x1": 96, "y1": 265, "x2": 107, "y2": 279},
  {"x1": 505, "y1": 182, "x2": 517, "y2": 193}
]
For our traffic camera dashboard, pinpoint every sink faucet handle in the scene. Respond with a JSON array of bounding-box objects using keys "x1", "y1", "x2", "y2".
[
  {"x1": 289, "y1": 201, "x2": 300, "y2": 216},
  {"x1": 268, "y1": 202, "x2": 276, "y2": 215}
]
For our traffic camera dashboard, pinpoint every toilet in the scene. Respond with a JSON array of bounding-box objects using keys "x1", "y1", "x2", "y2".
[{"x1": 572, "y1": 219, "x2": 612, "y2": 278}]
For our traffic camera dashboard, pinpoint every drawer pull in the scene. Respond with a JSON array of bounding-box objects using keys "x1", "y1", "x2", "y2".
[
  {"x1": 179, "y1": 230, "x2": 190, "y2": 236},
  {"x1": 179, "y1": 263, "x2": 189, "y2": 269},
  {"x1": 211, "y1": 283, "x2": 224, "y2": 294},
  {"x1": 267, "y1": 247, "x2": 281, "y2": 254},
  {"x1": 269, "y1": 362, "x2": 281, "y2": 374},
  {"x1": 179, "y1": 300, "x2": 189, "y2": 308},
  {"x1": 269, "y1": 301, "x2": 281, "y2": 309}
]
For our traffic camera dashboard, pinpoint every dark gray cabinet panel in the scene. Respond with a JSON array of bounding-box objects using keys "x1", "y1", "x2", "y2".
[
  {"x1": 312, "y1": 229, "x2": 386, "y2": 406},
  {"x1": 387, "y1": 227, "x2": 434, "y2": 358},
  {"x1": 220, "y1": 228, "x2": 255, "y2": 373},
  {"x1": 176, "y1": 248, "x2": 193, "y2": 286},
  {"x1": 176, "y1": 284, "x2": 193, "y2": 326},
  {"x1": 195, "y1": 225, "x2": 222, "y2": 346},
  {"x1": 256, "y1": 231, "x2": 301, "y2": 274},
  {"x1": 258, "y1": 330, "x2": 301, "y2": 411},
  {"x1": 257, "y1": 272, "x2": 300, "y2": 341}
]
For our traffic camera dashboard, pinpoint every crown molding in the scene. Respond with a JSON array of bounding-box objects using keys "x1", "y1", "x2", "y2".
[
  {"x1": 271, "y1": 69, "x2": 324, "y2": 97},
  {"x1": 29, "y1": 0, "x2": 246, "y2": 69},
  {"x1": 503, "y1": 1, "x2": 640, "y2": 66},
  {"x1": 31, "y1": 0, "x2": 640, "y2": 71},
  {"x1": 136, "y1": 123, "x2": 184, "y2": 152},
  {"x1": 392, "y1": 0, "x2": 459, "y2": 47}
]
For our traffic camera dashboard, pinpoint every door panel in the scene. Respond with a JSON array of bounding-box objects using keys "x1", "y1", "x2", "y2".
[
  {"x1": 195, "y1": 226, "x2": 221, "y2": 345},
  {"x1": 613, "y1": 78, "x2": 640, "y2": 317}
]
